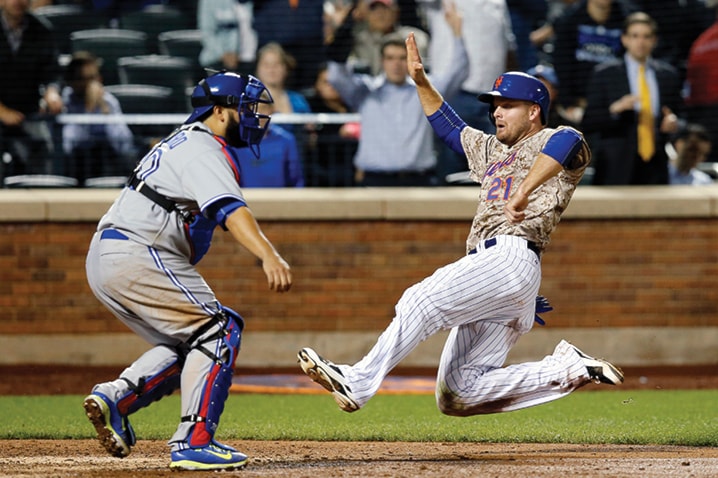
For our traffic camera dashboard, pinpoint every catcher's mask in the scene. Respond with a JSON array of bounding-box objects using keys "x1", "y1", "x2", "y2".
[
  {"x1": 478, "y1": 71, "x2": 550, "y2": 126},
  {"x1": 185, "y1": 71, "x2": 273, "y2": 157}
]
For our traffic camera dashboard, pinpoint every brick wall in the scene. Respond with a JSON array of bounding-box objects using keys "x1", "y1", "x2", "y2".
[{"x1": 1, "y1": 217, "x2": 716, "y2": 336}]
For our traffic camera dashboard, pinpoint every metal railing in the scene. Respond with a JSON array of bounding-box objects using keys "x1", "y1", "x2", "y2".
[{"x1": 1, "y1": 113, "x2": 360, "y2": 188}]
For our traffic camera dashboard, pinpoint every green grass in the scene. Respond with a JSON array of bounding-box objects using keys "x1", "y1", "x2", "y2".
[{"x1": 2, "y1": 390, "x2": 716, "y2": 446}]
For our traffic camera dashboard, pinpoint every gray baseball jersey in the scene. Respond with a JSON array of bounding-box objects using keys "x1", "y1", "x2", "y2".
[{"x1": 97, "y1": 122, "x2": 245, "y2": 262}]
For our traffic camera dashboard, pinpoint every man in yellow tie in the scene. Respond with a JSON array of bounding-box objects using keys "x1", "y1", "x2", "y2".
[{"x1": 581, "y1": 12, "x2": 683, "y2": 185}]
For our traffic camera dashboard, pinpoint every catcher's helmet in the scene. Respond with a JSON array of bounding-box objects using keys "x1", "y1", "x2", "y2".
[
  {"x1": 478, "y1": 72, "x2": 550, "y2": 125},
  {"x1": 185, "y1": 71, "x2": 273, "y2": 156}
]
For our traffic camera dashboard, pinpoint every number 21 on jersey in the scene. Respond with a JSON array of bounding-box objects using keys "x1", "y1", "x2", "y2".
[{"x1": 487, "y1": 176, "x2": 513, "y2": 201}]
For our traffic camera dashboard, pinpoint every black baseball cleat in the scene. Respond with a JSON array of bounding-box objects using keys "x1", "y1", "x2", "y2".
[
  {"x1": 297, "y1": 348, "x2": 360, "y2": 412},
  {"x1": 571, "y1": 344, "x2": 625, "y2": 385}
]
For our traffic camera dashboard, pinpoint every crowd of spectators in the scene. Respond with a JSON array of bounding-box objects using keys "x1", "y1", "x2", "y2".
[{"x1": 1, "y1": 0, "x2": 717, "y2": 187}]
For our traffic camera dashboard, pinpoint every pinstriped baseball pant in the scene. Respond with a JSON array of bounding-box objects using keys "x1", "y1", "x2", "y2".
[{"x1": 339, "y1": 235, "x2": 590, "y2": 415}]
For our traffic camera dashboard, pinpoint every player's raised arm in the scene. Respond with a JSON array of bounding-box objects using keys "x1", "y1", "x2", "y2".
[{"x1": 408, "y1": 28, "x2": 468, "y2": 157}]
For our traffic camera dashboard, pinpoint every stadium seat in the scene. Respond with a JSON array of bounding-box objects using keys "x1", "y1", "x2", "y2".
[
  {"x1": 104, "y1": 83, "x2": 176, "y2": 148},
  {"x1": 34, "y1": 4, "x2": 105, "y2": 56},
  {"x1": 157, "y1": 29, "x2": 204, "y2": 81},
  {"x1": 157, "y1": 29, "x2": 203, "y2": 59},
  {"x1": 3, "y1": 174, "x2": 78, "y2": 188},
  {"x1": 119, "y1": 5, "x2": 194, "y2": 53},
  {"x1": 83, "y1": 176, "x2": 128, "y2": 188},
  {"x1": 117, "y1": 55, "x2": 196, "y2": 113},
  {"x1": 70, "y1": 29, "x2": 148, "y2": 85},
  {"x1": 104, "y1": 83, "x2": 174, "y2": 114}
]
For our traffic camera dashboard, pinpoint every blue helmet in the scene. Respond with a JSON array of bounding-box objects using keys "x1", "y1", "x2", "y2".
[
  {"x1": 478, "y1": 71, "x2": 550, "y2": 125},
  {"x1": 185, "y1": 71, "x2": 273, "y2": 156}
]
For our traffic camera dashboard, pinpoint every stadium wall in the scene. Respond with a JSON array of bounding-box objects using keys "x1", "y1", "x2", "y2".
[{"x1": 0, "y1": 186, "x2": 716, "y2": 369}]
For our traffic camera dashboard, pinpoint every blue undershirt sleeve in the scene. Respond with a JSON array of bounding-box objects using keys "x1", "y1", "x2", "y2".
[
  {"x1": 541, "y1": 129, "x2": 583, "y2": 168},
  {"x1": 427, "y1": 101, "x2": 467, "y2": 155}
]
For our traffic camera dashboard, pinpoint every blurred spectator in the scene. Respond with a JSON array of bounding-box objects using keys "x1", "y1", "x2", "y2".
[
  {"x1": 327, "y1": 0, "x2": 429, "y2": 76},
  {"x1": 327, "y1": 4, "x2": 468, "y2": 186},
  {"x1": 668, "y1": 123, "x2": 714, "y2": 185},
  {"x1": 506, "y1": 0, "x2": 548, "y2": 72},
  {"x1": 61, "y1": 51, "x2": 134, "y2": 183},
  {"x1": 631, "y1": 0, "x2": 713, "y2": 78},
  {"x1": 304, "y1": 61, "x2": 359, "y2": 186},
  {"x1": 528, "y1": 0, "x2": 580, "y2": 54},
  {"x1": 254, "y1": 41, "x2": 312, "y2": 134},
  {"x1": 684, "y1": 0, "x2": 718, "y2": 163},
  {"x1": 0, "y1": 0, "x2": 63, "y2": 178},
  {"x1": 581, "y1": 11, "x2": 682, "y2": 185},
  {"x1": 253, "y1": 0, "x2": 325, "y2": 90},
  {"x1": 197, "y1": 0, "x2": 257, "y2": 77},
  {"x1": 526, "y1": 63, "x2": 572, "y2": 128},
  {"x1": 552, "y1": 0, "x2": 637, "y2": 125},
  {"x1": 424, "y1": 0, "x2": 515, "y2": 182},
  {"x1": 235, "y1": 100, "x2": 304, "y2": 187}
]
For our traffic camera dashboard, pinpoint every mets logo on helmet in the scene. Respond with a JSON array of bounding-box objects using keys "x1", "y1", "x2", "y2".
[{"x1": 493, "y1": 76, "x2": 504, "y2": 89}]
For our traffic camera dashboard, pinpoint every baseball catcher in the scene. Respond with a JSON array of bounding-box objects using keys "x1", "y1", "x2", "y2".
[{"x1": 83, "y1": 71, "x2": 292, "y2": 471}]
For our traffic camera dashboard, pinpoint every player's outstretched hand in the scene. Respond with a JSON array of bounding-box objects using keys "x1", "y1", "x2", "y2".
[
  {"x1": 263, "y1": 255, "x2": 293, "y2": 293},
  {"x1": 406, "y1": 33, "x2": 428, "y2": 87}
]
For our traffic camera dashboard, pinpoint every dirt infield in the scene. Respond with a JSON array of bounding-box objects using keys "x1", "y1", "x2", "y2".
[
  {"x1": 3, "y1": 440, "x2": 718, "y2": 477},
  {"x1": 2, "y1": 365, "x2": 717, "y2": 477}
]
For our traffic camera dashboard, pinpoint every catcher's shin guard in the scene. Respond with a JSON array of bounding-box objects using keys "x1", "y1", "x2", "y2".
[
  {"x1": 183, "y1": 307, "x2": 243, "y2": 448},
  {"x1": 115, "y1": 345, "x2": 184, "y2": 417}
]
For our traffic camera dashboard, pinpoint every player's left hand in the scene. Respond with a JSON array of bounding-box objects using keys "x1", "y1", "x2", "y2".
[
  {"x1": 263, "y1": 255, "x2": 293, "y2": 293},
  {"x1": 504, "y1": 191, "x2": 529, "y2": 224}
]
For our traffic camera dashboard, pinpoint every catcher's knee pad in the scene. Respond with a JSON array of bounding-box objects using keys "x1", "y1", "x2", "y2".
[
  {"x1": 184, "y1": 307, "x2": 243, "y2": 447},
  {"x1": 116, "y1": 344, "x2": 184, "y2": 416}
]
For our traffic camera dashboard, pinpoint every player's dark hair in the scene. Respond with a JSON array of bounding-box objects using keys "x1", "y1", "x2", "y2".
[{"x1": 194, "y1": 108, "x2": 214, "y2": 123}]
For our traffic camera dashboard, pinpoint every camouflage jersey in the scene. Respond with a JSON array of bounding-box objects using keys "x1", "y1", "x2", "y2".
[{"x1": 461, "y1": 125, "x2": 591, "y2": 254}]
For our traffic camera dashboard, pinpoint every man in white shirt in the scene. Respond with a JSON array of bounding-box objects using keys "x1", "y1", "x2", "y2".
[
  {"x1": 423, "y1": 0, "x2": 516, "y2": 181},
  {"x1": 327, "y1": 3, "x2": 468, "y2": 186}
]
